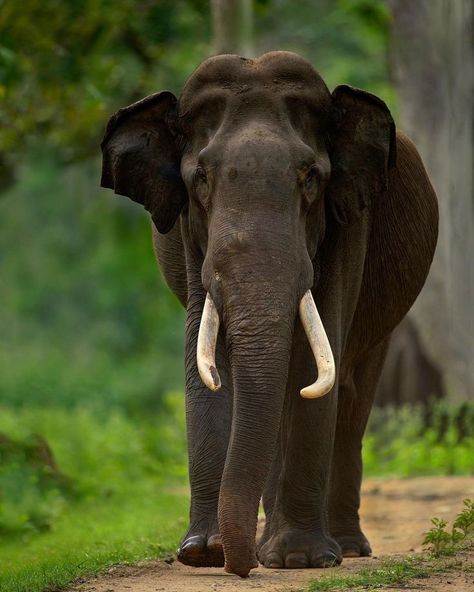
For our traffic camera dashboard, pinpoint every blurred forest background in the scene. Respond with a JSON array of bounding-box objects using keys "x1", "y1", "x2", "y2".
[{"x1": 0, "y1": 1, "x2": 472, "y2": 591}]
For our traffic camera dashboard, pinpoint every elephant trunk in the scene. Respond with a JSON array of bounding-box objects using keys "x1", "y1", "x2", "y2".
[
  {"x1": 196, "y1": 286, "x2": 335, "y2": 576},
  {"x1": 218, "y1": 299, "x2": 295, "y2": 577}
]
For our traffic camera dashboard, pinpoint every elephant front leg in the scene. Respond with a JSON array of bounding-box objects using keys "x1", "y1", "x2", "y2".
[
  {"x1": 178, "y1": 301, "x2": 233, "y2": 568},
  {"x1": 258, "y1": 320, "x2": 342, "y2": 569},
  {"x1": 328, "y1": 339, "x2": 389, "y2": 557}
]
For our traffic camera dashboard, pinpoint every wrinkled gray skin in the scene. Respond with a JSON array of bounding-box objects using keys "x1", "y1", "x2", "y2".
[{"x1": 100, "y1": 52, "x2": 438, "y2": 577}]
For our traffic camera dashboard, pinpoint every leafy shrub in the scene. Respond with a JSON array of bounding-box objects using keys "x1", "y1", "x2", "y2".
[
  {"x1": 0, "y1": 392, "x2": 187, "y2": 537},
  {"x1": 453, "y1": 498, "x2": 474, "y2": 536},
  {"x1": 0, "y1": 433, "x2": 70, "y2": 535},
  {"x1": 364, "y1": 402, "x2": 474, "y2": 476},
  {"x1": 423, "y1": 499, "x2": 474, "y2": 556}
]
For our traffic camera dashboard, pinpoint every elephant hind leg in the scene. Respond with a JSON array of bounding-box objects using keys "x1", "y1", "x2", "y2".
[{"x1": 328, "y1": 338, "x2": 390, "y2": 557}]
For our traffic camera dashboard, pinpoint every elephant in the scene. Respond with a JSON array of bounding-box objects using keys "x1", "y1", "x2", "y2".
[
  {"x1": 375, "y1": 315, "x2": 445, "y2": 408},
  {"x1": 100, "y1": 51, "x2": 438, "y2": 577}
]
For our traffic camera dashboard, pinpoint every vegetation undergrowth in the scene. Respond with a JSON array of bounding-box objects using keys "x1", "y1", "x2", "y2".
[
  {"x1": 307, "y1": 499, "x2": 474, "y2": 591},
  {"x1": 364, "y1": 402, "x2": 474, "y2": 476},
  {"x1": 0, "y1": 489, "x2": 187, "y2": 592},
  {"x1": 0, "y1": 393, "x2": 188, "y2": 592},
  {"x1": 422, "y1": 498, "x2": 474, "y2": 556}
]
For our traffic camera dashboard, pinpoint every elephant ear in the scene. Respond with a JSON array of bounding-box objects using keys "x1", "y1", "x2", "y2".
[
  {"x1": 326, "y1": 85, "x2": 397, "y2": 225},
  {"x1": 101, "y1": 91, "x2": 187, "y2": 234}
]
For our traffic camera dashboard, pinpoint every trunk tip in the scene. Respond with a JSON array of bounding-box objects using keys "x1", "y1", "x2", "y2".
[{"x1": 224, "y1": 560, "x2": 257, "y2": 578}]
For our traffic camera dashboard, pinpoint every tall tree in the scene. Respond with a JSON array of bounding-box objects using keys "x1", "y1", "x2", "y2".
[
  {"x1": 0, "y1": 0, "x2": 211, "y2": 171},
  {"x1": 211, "y1": 0, "x2": 254, "y2": 55},
  {"x1": 390, "y1": 0, "x2": 474, "y2": 399}
]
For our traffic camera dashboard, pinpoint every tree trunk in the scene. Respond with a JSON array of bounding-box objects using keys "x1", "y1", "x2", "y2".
[
  {"x1": 389, "y1": 0, "x2": 474, "y2": 399},
  {"x1": 211, "y1": 0, "x2": 254, "y2": 56}
]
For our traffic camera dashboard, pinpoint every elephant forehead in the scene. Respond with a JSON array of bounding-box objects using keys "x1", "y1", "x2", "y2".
[{"x1": 179, "y1": 51, "x2": 331, "y2": 117}]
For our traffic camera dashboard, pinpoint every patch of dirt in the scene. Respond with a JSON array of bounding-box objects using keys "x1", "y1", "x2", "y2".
[
  {"x1": 401, "y1": 567, "x2": 474, "y2": 592},
  {"x1": 70, "y1": 476, "x2": 474, "y2": 592}
]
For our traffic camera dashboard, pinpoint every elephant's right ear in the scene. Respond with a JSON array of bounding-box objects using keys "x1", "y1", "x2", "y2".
[
  {"x1": 100, "y1": 91, "x2": 187, "y2": 234},
  {"x1": 326, "y1": 85, "x2": 396, "y2": 226}
]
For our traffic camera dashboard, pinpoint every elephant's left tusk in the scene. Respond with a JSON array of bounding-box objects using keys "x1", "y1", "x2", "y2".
[
  {"x1": 299, "y1": 290, "x2": 336, "y2": 398},
  {"x1": 197, "y1": 293, "x2": 222, "y2": 391}
]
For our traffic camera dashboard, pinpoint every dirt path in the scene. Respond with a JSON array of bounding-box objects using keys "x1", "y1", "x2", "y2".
[{"x1": 71, "y1": 476, "x2": 474, "y2": 592}]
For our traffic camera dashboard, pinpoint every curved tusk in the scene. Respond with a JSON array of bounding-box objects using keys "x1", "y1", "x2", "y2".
[
  {"x1": 197, "y1": 293, "x2": 222, "y2": 391},
  {"x1": 299, "y1": 290, "x2": 336, "y2": 399}
]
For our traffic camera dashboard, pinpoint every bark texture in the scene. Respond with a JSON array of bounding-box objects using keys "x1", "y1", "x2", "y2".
[
  {"x1": 390, "y1": 0, "x2": 474, "y2": 399},
  {"x1": 211, "y1": 0, "x2": 254, "y2": 56}
]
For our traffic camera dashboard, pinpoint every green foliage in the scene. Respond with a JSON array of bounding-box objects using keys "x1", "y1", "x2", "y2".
[
  {"x1": 0, "y1": 0, "x2": 210, "y2": 166},
  {"x1": 453, "y1": 499, "x2": 474, "y2": 537},
  {"x1": 0, "y1": 392, "x2": 187, "y2": 536},
  {"x1": 422, "y1": 518, "x2": 456, "y2": 556},
  {"x1": 0, "y1": 0, "x2": 394, "y2": 180},
  {"x1": 363, "y1": 403, "x2": 474, "y2": 477},
  {"x1": 423, "y1": 500, "x2": 474, "y2": 556},
  {"x1": 255, "y1": 0, "x2": 395, "y2": 110},
  {"x1": 0, "y1": 394, "x2": 188, "y2": 591},
  {"x1": 0, "y1": 433, "x2": 70, "y2": 535},
  {"x1": 0, "y1": 156, "x2": 184, "y2": 412}
]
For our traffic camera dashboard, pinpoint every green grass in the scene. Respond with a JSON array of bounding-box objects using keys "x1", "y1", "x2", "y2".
[
  {"x1": 306, "y1": 549, "x2": 473, "y2": 591},
  {"x1": 307, "y1": 556, "x2": 430, "y2": 591},
  {"x1": 0, "y1": 487, "x2": 188, "y2": 592},
  {"x1": 0, "y1": 393, "x2": 189, "y2": 592}
]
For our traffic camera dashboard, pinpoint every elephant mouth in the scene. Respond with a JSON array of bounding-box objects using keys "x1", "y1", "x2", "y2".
[{"x1": 196, "y1": 290, "x2": 335, "y2": 399}]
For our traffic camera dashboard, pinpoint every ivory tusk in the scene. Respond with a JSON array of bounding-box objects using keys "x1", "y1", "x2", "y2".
[
  {"x1": 299, "y1": 290, "x2": 336, "y2": 398},
  {"x1": 197, "y1": 293, "x2": 222, "y2": 391}
]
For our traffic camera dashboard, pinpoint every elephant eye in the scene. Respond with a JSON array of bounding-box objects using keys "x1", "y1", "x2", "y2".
[
  {"x1": 193, "y1": 165, "x2": 210, "y2": 210},
  {"x1": 305, "y1": 165, "x2": 318, "y2": 192},
  {"x1": 299, "y1": 163, "x2": 321, "y2": 210},
  {"x1": 195, "y1": 165, "x2": 207, "y2": 183}
]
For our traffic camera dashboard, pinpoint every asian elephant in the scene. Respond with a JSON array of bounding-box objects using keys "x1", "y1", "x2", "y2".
[
  {"x1": 376, "y1": 315, "x2": 445, "y2": 408},
  {"x1": 100, "y1": 52, "x2": 438, "y2": 578}
]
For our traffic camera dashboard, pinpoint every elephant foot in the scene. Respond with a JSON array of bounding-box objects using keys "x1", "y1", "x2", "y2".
[
  {"x1": 331, "y1": 527, "x2": 372, "y2": 557},
  {"x1": 177, "y1": 520, "x2": 224, "y2": 567},
  {"x1": 258, "y1": 527, "x2": 342, "y2": 569}
]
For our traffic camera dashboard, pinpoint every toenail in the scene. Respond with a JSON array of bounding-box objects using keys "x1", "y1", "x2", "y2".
[
  {"x1": 207, "y1": 534, "x2": 221, "y2": 546},
  {"x1": 179, "y1": 536, "x2": 204, "y2": 554}
]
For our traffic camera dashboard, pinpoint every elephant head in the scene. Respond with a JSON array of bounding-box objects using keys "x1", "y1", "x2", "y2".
[{"x1": 100, "y1": 51, "x2": 396, "y2": 576}]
